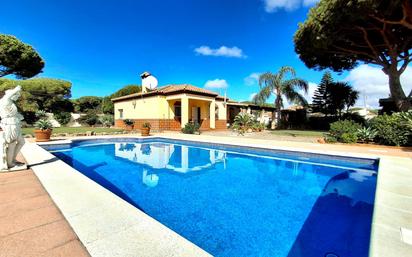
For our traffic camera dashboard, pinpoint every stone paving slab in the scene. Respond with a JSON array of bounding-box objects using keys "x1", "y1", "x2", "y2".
[{"x1": 0, "y1": 169, "x2": 90, "y2": 257}]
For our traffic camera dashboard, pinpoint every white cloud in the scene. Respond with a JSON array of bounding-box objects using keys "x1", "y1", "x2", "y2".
[
  {"x1": 344, "y1": 64, "x2": 412, "y2": 108},
  {"x1": 249, "y1": 92, "x2": 258, "y2": 100},
  {"x1": 244, "y1": 72, "x2": 261, "y2": 86},
  {"x1": 303, "y1": 82, "x2": 318, "y2": 103},
  {"x1": 194, "y1": 46, "x2": 246, "y2": 58},
  {"x1": 204, "y1": 79, "x2": 229, "y2": 89},
  {"x1": 302, "y1": 0, "x2": 319, "y2": 7},
  {"x1": 262, "y1": 0, "x2": 319, "y2": 12}
]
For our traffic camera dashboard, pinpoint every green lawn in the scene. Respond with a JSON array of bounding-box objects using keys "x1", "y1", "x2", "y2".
[
  {"x1": 270, "y1": 130, "x2": 326, "y2": 138},
  {"x1": 22, "y1": 127, "x2": 125, "y2": 136}
]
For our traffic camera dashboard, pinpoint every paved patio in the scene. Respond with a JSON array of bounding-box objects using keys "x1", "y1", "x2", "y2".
[{"x1": 0, "y1": 167, "x2": 90, "y2": 257}]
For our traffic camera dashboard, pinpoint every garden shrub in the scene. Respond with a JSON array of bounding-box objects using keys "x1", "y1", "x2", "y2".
[
  {"x1": 35, "y1": 110, "x2": 47, "y2": 119},
  {"x1": 182, "y1": 122, "x2": 200, "y2": 134},
  {"x1": 54, "y1": 112, "x2": 71, "y2": 125},
  {"x1": 326, "y1": 120, "x2": 361, "y2": 143},
  {"x1": 35, "y1": 119, "x2": 53, "y2": 130},
  {"x1": 356, "y1": 127, "x2": 377, "y2": 143},
  {"x1": 123, "y1": 119, "x2": 134, "y2": 126},
  {"x1": 78, "y1": 111, "x2": 99, "y2": 126},
  {"x1": 369, "y1": 114, "x2": 410, "y2": 146},
  {"x1": 100, "y1": 114, "x2": 114, "y2": 127},
  {"x1": 21, "y1": 111, "x2": 37, "y2": 125},
  {"x1": 340, "y1": 132, "x2": 358, "y2": 144},
  {"x1": 341, "y1": 112, "x2": 366, "y2": 126},
  {"x1": 232, "y1": 113, "x2": 254, "y2": 135}
]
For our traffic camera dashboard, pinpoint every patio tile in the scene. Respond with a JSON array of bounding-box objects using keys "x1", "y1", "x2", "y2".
[
  {"x1": 0, "y1": 171, "x2": 34, "y2": 185},
  {"x1": 375, "y1": 191, "x2": 412, "y2": 213},
  {"x1": 0, "y1": 205, "x2": 62, "y2": 237},
  {"x1": 0, "y1": 194, "x2": 54, "y2": 218},
  {"x1": 0, "y1": 185, "x2": 46, "y2": 205},
  {"x1": 0, "y1": 220, "x2": 78, "y2": 256},
  {"x1": 371, "y1": 223, "x2": 412, "y2": 257},
  {"x1": 0, "y1": 167, "x2": 90, "y2": 257},
  {"x1": 0, "y1": 178, "x2": 43, "y2": 193},
  {"x1": 41, "y1": 240, "x2": 90, "y2": 257}
]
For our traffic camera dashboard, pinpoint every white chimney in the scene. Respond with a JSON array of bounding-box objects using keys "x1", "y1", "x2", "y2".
[{"x1": 140, "y1": 71, "x2": 158, "y2": 93}]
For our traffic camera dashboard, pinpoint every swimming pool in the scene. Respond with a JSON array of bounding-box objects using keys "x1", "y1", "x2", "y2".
[{"x1": 43, "y1": 138, "x2": 378, "y2": 257}]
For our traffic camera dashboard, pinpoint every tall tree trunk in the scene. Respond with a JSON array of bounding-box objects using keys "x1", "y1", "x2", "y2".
[
  {"x1": 387, "y1": 69, "x2": 411, "y2": 111},
  {"x1": 275, "y1": 95, "x2": 282, "y2": 129}
]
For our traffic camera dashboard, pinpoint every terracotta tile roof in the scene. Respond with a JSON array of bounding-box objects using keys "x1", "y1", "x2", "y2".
[
  {"x1": 112, "y1": 84, "x2": 219, "y2": 102},
  {"x1": 159, "y1": 84, "x2": 219, "y2": 95}
]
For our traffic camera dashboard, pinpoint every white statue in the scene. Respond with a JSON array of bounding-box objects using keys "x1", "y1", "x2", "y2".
[{"x1": 0, "y1": 86, "x2": 26, "y2": 172}]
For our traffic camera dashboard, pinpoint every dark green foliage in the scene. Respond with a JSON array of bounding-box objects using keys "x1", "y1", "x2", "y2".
[
  {"x1": 22, "y1": 111, "x2": 37, "y2": 125},
  {"x1": 325, "y1": 82, "x2": 359, "y2": 117},
  {"x1": 123, "y1": 119, "x2": 134, "y2": 126},
  {"x1": 0, "y1": 78, "x2": 72, "y2": 113},
  {"x1": 142, "y1": 122, "x2": 151, "y2": 129},
  {"x1": 312, "y1": 71, "x2": 332, "y2": 113},
  {"x1": 182, "y1": 122, "x2": 200, "y2": 134},
  {"x1": 308, "y1": 116, "x2": 338, "y2": 131},
  {"x1": 78, "y1": 111, "x2": 99, "y2": 126},
  {"x1": 369, "y1": 114, "x2": 410, "y2": 146},
  {"x1": 101, "y1": 97, "x2": 113, "y2": 114},
  {"x1": 51, "y1": 99, "x2": 74, "y2": 113},
  {"x1": 341, "y1": 113, "x2": 366, "y2": 126},
  {"x1": 35, "y1": 119, "x2": 53, "y2": 130},
  {"x1": 357, "y1": 127, "x2": 378, "y2": 143},
  {"x1": 103, "y1": 85, "x2": 142, "y2": 114},
  {"x1": 340, "y1": 133, "x2": 358, "y2": 144},
  {"x1": 294, "y1": 0, "x2": 412, "y2": 111},
  {"x1": 327, "y1": 120, "x2": 361, "y2": 143},
  {"x1": 307, "y1": 113, "x2": 365, "y2": 131},
  {"x1": 100, "y1": 114, "x2": 114, "y2": 127},
  {"x1": 0, "y1": 34, "x2": 44, "y2": 78},
  {"x1": 54, "y1": 112, "x2": 71, "y2": 125},
  {"x1": 73, "y1": 96, "x2": 102, "y2": 113},
  {"x1": 311, "y1": 72, "x2": 359, "y2": 116},
  {"x1": 111, "y1": 85, "x2": 142, "y2": 98},
  {"x1": 232, "y1": 112, "x2": 254, "y2": 135},
  {"x1": 35, "y1": 110, "x2": 47, "y2": 119}
]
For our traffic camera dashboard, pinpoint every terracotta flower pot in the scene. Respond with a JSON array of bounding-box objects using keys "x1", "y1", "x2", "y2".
[
  {"x1": 125, "y1": 125, "x2": 134, "y2": 131},
  {"x1": 141, "y1": 127, "x2": 150, "y2": 136},
  {"x1": 34, "y1": 129, "x2": 52, "y2": 142}
]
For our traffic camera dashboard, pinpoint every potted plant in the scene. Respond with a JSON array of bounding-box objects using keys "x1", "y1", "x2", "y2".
[
  {"x1": 123, "y1": 119, "x2": 134, "y2": 131},
  {"x1": 141, "y1": 122, "x2": 151, "y2": 136},
  {"x1": 34, "y1": 119, "x2": 53, "y2": 142}
]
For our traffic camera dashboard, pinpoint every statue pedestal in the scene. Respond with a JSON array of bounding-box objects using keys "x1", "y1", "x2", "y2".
[{"x1": 1, "y1": 164, "x2": 27, "y2": 172}]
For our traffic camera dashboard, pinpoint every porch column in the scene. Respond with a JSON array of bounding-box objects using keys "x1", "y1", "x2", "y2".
[
  {"x1": 209, "y1": 99, "x2": 215, "y2": 129},
  {"x1": 181, "y1": 96, "x2": 189, "y2": 128}
]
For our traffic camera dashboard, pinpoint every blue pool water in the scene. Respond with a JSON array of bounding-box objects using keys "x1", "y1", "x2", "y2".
[{"x1": 44, "y1": 138, "x2": 378, "y2": 257}]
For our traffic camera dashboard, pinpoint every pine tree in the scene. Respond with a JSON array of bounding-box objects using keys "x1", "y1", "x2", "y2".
[{"x1": 312, "y1": 71, "x2": 332, "y2": 113}]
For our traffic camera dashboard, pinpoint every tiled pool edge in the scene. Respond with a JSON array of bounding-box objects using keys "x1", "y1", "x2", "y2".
[
  {"x1": 21, "y1": 141, "x2": 212, "y2": 257},
  {"x1": 27, "y1": 135, "x2": 412, "y2": 257}
]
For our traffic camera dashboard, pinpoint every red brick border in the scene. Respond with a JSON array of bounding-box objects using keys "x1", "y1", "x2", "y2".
[{"x1": 115, "y1": 119, "x2": 227, "y2": 131}]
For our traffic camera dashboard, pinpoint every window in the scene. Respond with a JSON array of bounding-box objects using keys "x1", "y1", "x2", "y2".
[{"x1": 119, "y1": 109, "x2": 123, "y2": 119}]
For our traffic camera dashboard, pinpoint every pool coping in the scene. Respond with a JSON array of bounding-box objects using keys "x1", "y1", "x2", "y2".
[{"x1": 22, "y1": 134, "x2": 412, "y2": 257}]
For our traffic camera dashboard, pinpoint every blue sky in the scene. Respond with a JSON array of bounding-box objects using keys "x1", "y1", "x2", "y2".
[{"x1": 2, "y1": 0, "x2": 411, "y2": 107}]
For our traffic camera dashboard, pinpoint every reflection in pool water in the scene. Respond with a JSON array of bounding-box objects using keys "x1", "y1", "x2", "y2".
[{"x1": 115, "y1": 143, "x2": 227, "y2": 187}]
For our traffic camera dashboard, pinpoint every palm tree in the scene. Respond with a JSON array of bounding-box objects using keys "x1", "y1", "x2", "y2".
[
  {"x1": 253, "y1": 66, "x2": 308, "y2": 128},
  {"x1": 325, "y1": 82, "x2": 359, "y2": 117}
]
